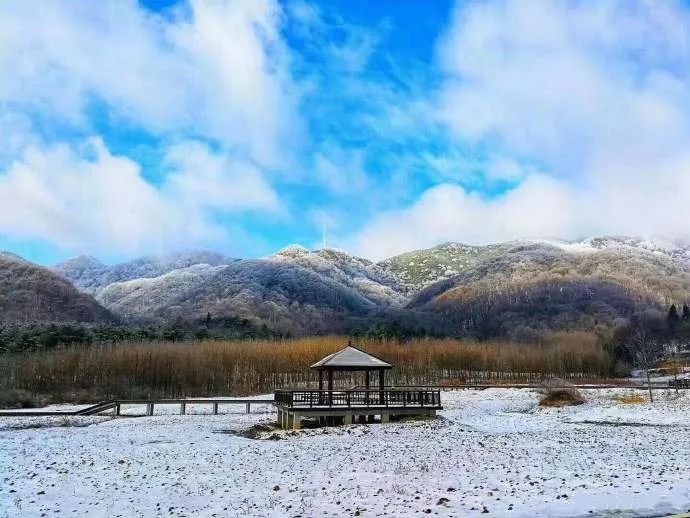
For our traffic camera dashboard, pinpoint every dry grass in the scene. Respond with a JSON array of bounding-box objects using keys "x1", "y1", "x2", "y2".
[
  {"x1": 0, "y1": 334, "x2": 614, "y2": 404},
  {"x1": 539, "y1": 389, "x2": 585, "y2": 407},
  {"x1": 538, "y1": 378, "x2": 586, "y2": 407},
  {"x1": 611, "y1": 393, "x2": 647, "y2": 404}
]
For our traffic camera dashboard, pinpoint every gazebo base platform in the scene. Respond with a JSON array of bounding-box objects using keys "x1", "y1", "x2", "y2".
[{"x1": 276, "y1": 406, "x2": 439, "y2": 430}]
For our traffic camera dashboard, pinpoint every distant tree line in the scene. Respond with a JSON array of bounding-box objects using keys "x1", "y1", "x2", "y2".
[
  {"x1": 611, "y1": 303, "x2": 690, "y2": 370},
  {"x1": 0, "y1": 314, "x2": 282, "y2": 354}
]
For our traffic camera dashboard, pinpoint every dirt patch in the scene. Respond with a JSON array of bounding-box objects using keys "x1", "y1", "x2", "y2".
[
  {"x1": 215, "y1": 422, "x2": 283, "y2": 440},
  {"x1": 539, "y1": 389, "x2": 585, "y2": 407}
]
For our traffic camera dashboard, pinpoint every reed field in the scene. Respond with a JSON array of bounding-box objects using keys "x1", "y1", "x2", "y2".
[{"x1": 0, "y1": 332, "x2": 615, "y2": 405}]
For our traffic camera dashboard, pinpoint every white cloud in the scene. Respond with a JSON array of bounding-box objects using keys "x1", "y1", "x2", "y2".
[
  {"x1": 0, "y1": 0, "x2": 301, "y2": 167},
  {"x1": 313, "y1": 148, "x2": 371, "y2": 195},
  {"x1": 436, "y1": 0, "x2": 690, "y2": 172},
  {"x1": 350, "y1": 0, "x2": 690, "y2": 259},
  {"x1": 0, "y1": 138, "x2": 280, "y2": 254},
  {"x1": 164, "y1": 141, "x2": 281, "y2": 213},
  {"x1": 0, "y1": 0, "x2": 298, "y2": 255},
  {"x1": 349, "y1": 177, "x2": 586, "y2": 260}
]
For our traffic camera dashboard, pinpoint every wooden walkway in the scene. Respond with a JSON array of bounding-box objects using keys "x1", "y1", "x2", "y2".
[
  {"x1": 1, "y1": 381, "x2": 687, "y2": 418},
  {"x1": 410, "y1": 382, "x2": 690, "y2": 391},
  {"x1": 0, "y1": 398, "x2": 274, "y2": 417}
]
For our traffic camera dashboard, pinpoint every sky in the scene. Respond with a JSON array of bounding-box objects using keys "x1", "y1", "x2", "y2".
[{"x1": 2, "y1": 0, "x2": 690, "y2": 265}]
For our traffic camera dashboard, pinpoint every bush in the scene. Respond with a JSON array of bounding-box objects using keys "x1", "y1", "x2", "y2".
[
  {"x1": 539, "y1": 378, "x2": 585, "y2": 407},
  {"x1": 0, "y1": 389, "x2": 49, "y2": 409}
]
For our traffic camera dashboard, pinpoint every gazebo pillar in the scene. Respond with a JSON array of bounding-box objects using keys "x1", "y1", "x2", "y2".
[
  {"x1": 379, "y1": 368, "x2": 385, "y2": 405},
  {"x1": 318, "y1": 370, "x2": 324, "y2": 405},
  {"x1": 365, "y1": 370, "x2": 370, "y2": 405},
  {"x1": 328, "y1": 368, "x2": 333, "y2": 406}
]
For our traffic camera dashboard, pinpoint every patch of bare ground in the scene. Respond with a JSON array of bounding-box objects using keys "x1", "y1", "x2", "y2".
[{"x1": 215, "y1": 422, "x2": 283, "y2": 440}]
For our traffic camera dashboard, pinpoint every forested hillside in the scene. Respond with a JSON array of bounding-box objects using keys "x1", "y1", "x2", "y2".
[
  {"x1": 3, "y1": 236, "x2": 690, "y2": 343},
  {"x1": 0, "y1": 253, "x2": 114, "y2": 325}
]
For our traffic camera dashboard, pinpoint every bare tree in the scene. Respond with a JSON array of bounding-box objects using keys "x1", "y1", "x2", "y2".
[{"x1": 624, "y1": 326, "x2": 661, "y2": 403}]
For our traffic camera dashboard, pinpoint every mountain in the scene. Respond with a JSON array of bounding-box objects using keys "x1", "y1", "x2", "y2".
[
  {"x1": 400, "y1": 238, "x2": 690, "y2": 339},
  {"x1": 380, "y1": 237, "x2": 690, "y2": 293},
  {"x1": 0, "y1": 253, "x2": 114, "y2": 325},
  {"x1": 378, "y1": 242, "x2": 507, "y2": 293},
  {"x1": 6, "y1": 235, "x2": 684, "y2": 339},
  {"x1": 269, "y1": 246, "x2": 405, "y2": 307},
  {"x1": 53, "y1": 250, "x2": 231, "y2": 295},
  {"x1": 79, "y1": 247, "x2": 406, "y2": 334}
]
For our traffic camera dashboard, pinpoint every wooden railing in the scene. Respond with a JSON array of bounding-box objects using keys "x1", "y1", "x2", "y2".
[
  {"x1": 0, "y1": 398, "x2": 274, "y2": 417},
  {"x1": 274, "y1": 389, "x2": 442, "y2": 409}
]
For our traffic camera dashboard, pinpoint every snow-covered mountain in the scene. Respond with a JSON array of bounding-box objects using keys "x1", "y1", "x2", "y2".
[
  {"x1": 268, "y1": 245, "x2": 405, "y2": 307},
  {"x1": 379, "y1": 236, "x2": 690, "y2": 293},
  {"x1": 394, "y1": 238, "x2": 690, "y2": 339},
  {"x1": 53, "y1": 250, "x2": 231, "y2": 295},
  {"x1": 4, "y1": 235, "x2": 683, "y2": 337},
  {"x1": 58, "y1": 247, "x2": 407, "y2": 334}
]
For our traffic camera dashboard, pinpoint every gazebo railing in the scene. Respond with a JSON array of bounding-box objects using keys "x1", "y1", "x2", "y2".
[{"x1": 274, "y1": 389, "x2": 441, "y2": 409}]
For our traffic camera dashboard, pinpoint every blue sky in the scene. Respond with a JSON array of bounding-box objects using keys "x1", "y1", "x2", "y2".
[{"x1": 2, "y1": 0, "x2": 690, "y2": 265}]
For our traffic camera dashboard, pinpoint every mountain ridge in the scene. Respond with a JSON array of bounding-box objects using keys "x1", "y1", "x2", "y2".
[
  {"x1": 0, "y1": 254, "x2": 115, "y2": 325},
  {"x1": 3, "y1": 236, "x2": 688, "y2": 338}
]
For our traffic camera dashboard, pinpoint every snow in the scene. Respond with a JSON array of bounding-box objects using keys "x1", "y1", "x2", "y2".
[{"x1": 1, "y1": 389, "x2": 689, "y2": 517}]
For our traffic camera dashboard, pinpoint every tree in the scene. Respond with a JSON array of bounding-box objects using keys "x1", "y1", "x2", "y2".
[
  {"x1": 667, "y1": 304, "x2": 680, "y2": 332},
  {"x1": 682, "y1": 304, "x2": 690, "y2": 320},
  {"x1": 623, "y1": 325, "x2": 662, "y2": 402}
]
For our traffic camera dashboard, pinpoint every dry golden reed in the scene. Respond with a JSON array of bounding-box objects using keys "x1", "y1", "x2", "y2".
[{"x1": 0, "y1": 333, "x2": 614, "y2": 402}]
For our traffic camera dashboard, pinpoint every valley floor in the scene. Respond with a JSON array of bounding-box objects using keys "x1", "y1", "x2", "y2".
[{"x1": 1, "y1": 389, "x2": 689, "y2": 517}]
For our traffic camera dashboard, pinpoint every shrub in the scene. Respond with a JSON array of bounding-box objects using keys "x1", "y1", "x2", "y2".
[
  {"x1": 539, "y1": 378, "x2": 585, "y2": 407},
  {"x1": 0, "y1": 389, "x2": 49, "y2": 408}
]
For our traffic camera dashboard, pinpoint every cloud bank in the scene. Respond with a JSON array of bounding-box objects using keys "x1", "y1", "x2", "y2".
[
  {"x1": 350, "y1": 0, "x2": 690, "y2": 259},
  {"x1": 0, "y1": 138, "x2": 281, "y2": 254},
  {"x1": 0, "y1": 0, "x2": 296, "y2": 256},
  {"x1": 4, "y1": 0, "x2": 690, "y2": 261}
]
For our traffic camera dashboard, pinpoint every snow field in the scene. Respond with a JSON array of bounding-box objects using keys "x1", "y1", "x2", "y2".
[{"x1": 1, "y1": 388, "x2": 689, "y2": 517}]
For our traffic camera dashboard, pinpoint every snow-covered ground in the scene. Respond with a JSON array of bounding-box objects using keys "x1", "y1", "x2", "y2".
[{"x1": 1, "y1": 389, "x2": 689, "y2": 517}]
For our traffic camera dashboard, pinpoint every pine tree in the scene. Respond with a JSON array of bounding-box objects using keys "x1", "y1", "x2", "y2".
[
  {"x1": 668, "y1": 304, "x2": 681, "y2": 334},
  {"x1": 682, "y1": 304, "x2": 690, "y2": 320}
]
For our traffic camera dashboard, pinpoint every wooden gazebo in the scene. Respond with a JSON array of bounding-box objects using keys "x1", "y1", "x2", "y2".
[
  {"x1": 274, "y1": 343, "x2": 441, "y2": 429},
  {"x1": 311, "y1": 343, "x2": 392, "y2": 393}
]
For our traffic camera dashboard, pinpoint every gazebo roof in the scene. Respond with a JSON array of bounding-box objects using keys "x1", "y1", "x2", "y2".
[{"x1": 311, "y1": 345, "x2": 393, "y2": 370}]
